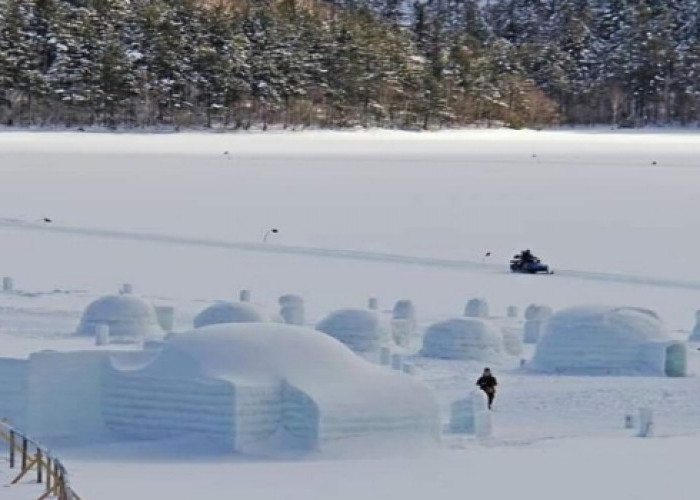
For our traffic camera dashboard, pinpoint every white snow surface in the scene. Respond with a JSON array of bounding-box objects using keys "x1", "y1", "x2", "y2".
[{"x1": 2, "y1": 129, "x2": 700, "y2": 499}]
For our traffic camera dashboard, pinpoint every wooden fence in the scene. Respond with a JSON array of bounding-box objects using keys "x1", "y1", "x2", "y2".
[{"x1": 0, "y1": 420, "x2": 80, "y2": 500}]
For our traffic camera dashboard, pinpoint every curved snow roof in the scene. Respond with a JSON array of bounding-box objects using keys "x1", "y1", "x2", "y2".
[
  {"x1": 193, "y1": 301, "x2": 271, "y2": 328},
  {"x1": 316, "y1": 309, "x2": 390, "y2": 352},
  {"x1": 112, "y1": 323, "x2": 438, "y2": 413},
  {"x1": 531, "y1": 305, "x2": 677, "y2": 374},
  {"x1": 543, "y1": 305, "x2": 667, "y2": 342},
  {"x1": 77, "y1": 294, "x2": 163, "y2": 338},
  {"x1": 421, "y1": 317, "x2": 502, "y2": 360}
]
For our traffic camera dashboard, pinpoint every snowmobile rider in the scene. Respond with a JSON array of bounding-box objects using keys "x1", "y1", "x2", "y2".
[
  {"x1": 521, "y1": 249, "x2": 535, "y2": 263},
  {"x1": 476, "y1": 367, "x2": 498, "y2": 409}
]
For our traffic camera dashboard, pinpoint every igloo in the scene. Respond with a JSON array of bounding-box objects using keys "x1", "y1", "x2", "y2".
[
  {"x1": 77, "y1": 294, "x2": 163, "y2": 338},
  {"x1": 421, "y1": 318, "x2": 502, "y2": 361},
  {"x1": 102, "y1": 323, "x2": 440, "y2": 451},
  {"x1": 193, "y1": 301, "x2": 271, "y2": 328},
  {"x1": 316, "y1": 309, "x2": 390, "y2": 352},
  {"x1": 531, "y1": 305, "x2": 686, "y2": 377}
]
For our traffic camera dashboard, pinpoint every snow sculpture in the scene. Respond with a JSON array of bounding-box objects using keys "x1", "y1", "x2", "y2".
[
  {"x1": 637, "y1": 407, "x2": 654, "y2": 437},
  {"x1": 531, "y1": 305, "x2": 687, "y2": 376},
  {"x1": 392, "y1": 300, "x2": 417, "y2": 346},
  {"x1": 102, "y1": 323, "x2": 440, "y2": 451},
  {"x1": 94, "y1": 324, "x2": 110, "y2": 346},
  {"x1": 421, "y1": 318, "x2": 502, "y2": 361},
  {"x1": 464, "y1": 298, "x2": 489, "y2": 318},
  {"x1": 450, "y1": 390, "x2": 491, "y2": 436},
  {"x1": 77, "y1": 294, "x2": 163, "y2": 338},
  {"x1": 154, "y1": 306, "x2": 175, "y2": 332},
  {"x1": 193, "y1": 302, "x2": 271, "y2": 328},
  {"x1": 688, "y1": 310, "x2": 700, "y2": 342},
  {"x1": 316, "y1": 309, "x2": 390, "y2": 352},
  {"x1": 279, "y1": 294, "x2": 305, "y2": 326},
  {"x1": 523, "y1": 304, "x2": 553, "y2": 344}
]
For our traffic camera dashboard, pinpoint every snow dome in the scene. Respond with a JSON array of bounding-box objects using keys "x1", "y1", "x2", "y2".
[
  {"x1": 531, "y1": 305, "x2": 686, "y2": 377},
  {"x1": 77, "y1": 294, "x2": 163, "y2": 338},
  {"x1": 316, "y1": 309, "x2": 390, "y2": 352},
  {"x1": 102, "y1": 323, "x2": 440, "y2": 451},
  {"x1": 421, "y1": 317, "x2": 502, "y2": 361},
  {"x1": 193, "y1": 301, "x2": 271, "y2": 328}
]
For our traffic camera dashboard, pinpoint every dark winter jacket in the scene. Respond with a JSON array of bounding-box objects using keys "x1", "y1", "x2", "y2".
[{"x1": 476, "y1": 375, "x2": 497, "y2": 393}]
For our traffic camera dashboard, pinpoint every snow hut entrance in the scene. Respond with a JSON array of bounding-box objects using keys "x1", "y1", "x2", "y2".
[{"x1": 664, "y1": 343, "x2": 686, "y2": 377}]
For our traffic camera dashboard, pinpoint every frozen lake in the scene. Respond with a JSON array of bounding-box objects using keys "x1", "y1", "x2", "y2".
[{"x1": 1, "y1": 129, "x2": 700, "y2": 500}]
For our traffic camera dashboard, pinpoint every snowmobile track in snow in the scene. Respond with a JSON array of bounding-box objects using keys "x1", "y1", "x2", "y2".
[{"x1": 2, "y1": 218, "x2": 700, "y2": 292}]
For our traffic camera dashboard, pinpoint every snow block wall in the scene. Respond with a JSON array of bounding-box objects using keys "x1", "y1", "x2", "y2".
[
  {"x1": 25, "y1": 351, "x2": 111, "y2": 438},
  {"x1": 422, "y1": 318, "x2": 502, "y2": 361},
  {"x1": 450, "y1": 390, "x2": 490, "y2": 435},
  {"x1": 316, "y1": 309, "x2": 390, "y2": 352},
  {"x1": 531, "y1": 305, "x2": 686, "y2": 376},
  {"x1": 103, "y1": 324, "x2": 439, "y2": 451},
  {"x1": 0, "y1": 358, "x2": 28, "y2": 426},
  {"x1": 102, "y1": 370, "x2": 237, "y2": 444}
]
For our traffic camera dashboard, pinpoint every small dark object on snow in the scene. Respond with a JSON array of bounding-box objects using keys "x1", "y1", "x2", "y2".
[
  {"x1": 652, "y1": 160, "x2": 657, "y2": 165},
  {"x1": 42, "y1": 218, "x2": 52, "y2": 223},
  {"x1": 476, "y1": 367, "x2": 497, "y2": 409},
  {"x1": 510, "y1": 249, "x2": 552, "y2": 274}
]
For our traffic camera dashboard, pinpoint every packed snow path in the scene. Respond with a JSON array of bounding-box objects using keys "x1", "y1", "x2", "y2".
[{"x1": 3, "y1": 218, "x2": 700, "y2": 292}]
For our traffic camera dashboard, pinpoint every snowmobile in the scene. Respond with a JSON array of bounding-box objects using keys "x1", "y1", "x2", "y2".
[{"x1": 509, "y1": 252, "x2": 553, "y2": 274}]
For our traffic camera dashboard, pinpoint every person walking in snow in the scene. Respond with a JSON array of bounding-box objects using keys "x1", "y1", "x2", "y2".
[{"x1": 476, "y1": 367, "x2": 497, "y2": 409}]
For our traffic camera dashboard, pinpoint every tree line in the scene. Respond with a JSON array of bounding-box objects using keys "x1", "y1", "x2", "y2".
[{"x1": 0, "y1": 0, "x2": 698, "y2": 129}]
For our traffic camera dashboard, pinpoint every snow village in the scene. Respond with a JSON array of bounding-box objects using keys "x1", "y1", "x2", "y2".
[{"x1": 1, "y1": 130, "x2": 700, "y2": 500}]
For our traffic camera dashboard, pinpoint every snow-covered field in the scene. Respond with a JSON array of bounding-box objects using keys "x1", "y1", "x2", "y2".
[{"x1": 1, "y1": 129, "x2": 700, "y2": 499}]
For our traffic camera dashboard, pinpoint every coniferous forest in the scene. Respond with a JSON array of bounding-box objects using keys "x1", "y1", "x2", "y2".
[{"x1": 1, "y1": 0, "x2": 699, "y2": 129}]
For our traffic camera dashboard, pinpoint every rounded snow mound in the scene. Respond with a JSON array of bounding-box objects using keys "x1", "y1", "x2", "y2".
[
  {"x1": 542, "y1": 305, "x2": 667, "y2": 343},
  {"x1": 143, "y1": 323, "x2": 437, "y2": 412},
  {"x1": 77, "y1": 294, "x2": 163, "y2": 338},
  {"x1": 194, "y1": 302, "x2": 271, "y2": 328},
  {"x1": 531, "y1": 305, "x2": 684, "y2": 376},
  {"x1": 421, "y1": 317, "x2": 502, "y2": 360},
  {"x1": 316, "y1": 309, "x2": 390, "y2": 352}
]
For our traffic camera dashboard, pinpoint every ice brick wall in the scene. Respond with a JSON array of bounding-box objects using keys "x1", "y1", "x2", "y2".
[
  {"x1": 282, "y1": 384, "x2": 319, "y2": 449},
  {"x1": 25, "y1": 351, "x2": 109, "y2": 438},
  {"x1": 0, "y1": 358, "x2": 28, "y2": 427},
  {"x1": 102, "y1": 372, "x2": 236, "y2": 443}
]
